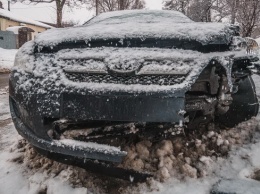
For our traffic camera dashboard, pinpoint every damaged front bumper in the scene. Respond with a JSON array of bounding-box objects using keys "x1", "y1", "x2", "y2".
[
  {"x1": 10, "y1": 97, "x2": 127, "y2": 163},
  {"x1": 9, "y1": 67, "x2": 187, "y2": 165}
]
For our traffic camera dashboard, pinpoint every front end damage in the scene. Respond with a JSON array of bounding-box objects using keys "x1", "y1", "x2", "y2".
[{"x1": 9, "y1": 38, "x2": 260, "y2": 181}]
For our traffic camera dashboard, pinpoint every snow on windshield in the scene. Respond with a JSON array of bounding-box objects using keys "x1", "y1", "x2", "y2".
[
  {"x1": 34, "y1": 10, "x2": 236, "y2": 48},
  {"x1": 85, "y1": 10, "x2": 193, "y2": 25}
]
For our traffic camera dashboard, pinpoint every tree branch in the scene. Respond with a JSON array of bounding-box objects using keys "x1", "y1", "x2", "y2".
[{"x1": 28, "y1": 0, "x2": 55, "y2": 3}]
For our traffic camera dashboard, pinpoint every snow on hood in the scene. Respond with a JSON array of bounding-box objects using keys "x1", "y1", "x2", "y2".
[
  {"x1": 34, "y1": 10, "x2": 238, "y2": 48},
  {"x1": 14, "y1": 45, "x2": 249, "y2": 95}
]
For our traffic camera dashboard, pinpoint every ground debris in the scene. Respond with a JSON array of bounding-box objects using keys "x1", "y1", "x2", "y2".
[{"x1": 9, "y1": 118, "x2": 259, "y2": 194}]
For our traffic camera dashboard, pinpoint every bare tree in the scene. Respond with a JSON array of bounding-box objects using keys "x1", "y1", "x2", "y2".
[
  {"x1": 229, "y1": 0, "x2": 240, "y2": 24},
  {"x1": 163, "y1": 0, "x2": 191, "y2": 14},
  {"x1": 221, "y1": 0, "x2": 260, "y2": 36},
  {"x1": 187, "y1": 0, "x2": 213, "y2": 22},
  {"x1": 164, "y1": 0, "x2": 260, "y2": 37},
  {"x1": 236, "y1": 0, "x2": 260, "y2": 37},
  {"x1": 89, "y1": 0, "x2": 145, "y2": 15},
  {"x1": 163, "y1": 0, "x2": 214, "y2": 22},
  {"x1": 13, "y1": 0, "x2": 88, "y2": 28},
  {"x1": 61, "y1": 19, "x2": 80, "y2": 27},
  {"x1": 210, "y1": 0, "x2": 230, "y2": 22}
]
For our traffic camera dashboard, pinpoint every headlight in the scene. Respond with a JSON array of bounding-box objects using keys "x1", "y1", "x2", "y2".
[
  {"x1": 13, "y1": 41, "x2": 35, "y2": 73},
  {"x1": 231, "y1": 36, "x2": 259, "y2": 55},
  {"x1": 244, "y1": 37, "x2": 259, "y2": 54}
]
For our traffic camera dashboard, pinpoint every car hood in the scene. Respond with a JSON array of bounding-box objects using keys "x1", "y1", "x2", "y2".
[{"x1": 34, "y1": 21, "x2": 239, "y2": 49}]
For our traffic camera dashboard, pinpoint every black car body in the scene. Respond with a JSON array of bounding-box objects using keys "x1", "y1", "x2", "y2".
[{"x1": 9, "y1": 10, "x2": 259, "y2": 176}]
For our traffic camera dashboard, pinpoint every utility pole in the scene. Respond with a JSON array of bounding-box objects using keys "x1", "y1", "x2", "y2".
[
  {"x1": 8, "y1": 0, "x2": 11, "y2": 11},
  {"x1": 231, "y1": 0, "x2": 239, "y2": 24},
  {"x1": 96, "y1": 0, "x2": 99, "y2": 15},
  {"x1": 119, "y1": 0, "x2": 124, "y2": 10},
  {"x1": 0, "y1": 1, "x2": 3, "y2": 9}
]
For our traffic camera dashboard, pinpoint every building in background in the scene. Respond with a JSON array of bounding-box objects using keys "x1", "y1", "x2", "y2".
[{"x1": 0, "y1": 7, "x2": 52, "y2": 49}]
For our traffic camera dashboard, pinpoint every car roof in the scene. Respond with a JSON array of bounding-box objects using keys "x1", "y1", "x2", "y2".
[{"x1": 85, "y1": 10, "x2": 193, "y2": 25}]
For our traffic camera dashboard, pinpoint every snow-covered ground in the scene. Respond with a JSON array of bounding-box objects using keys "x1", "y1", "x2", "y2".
[
  {"x1": 0, "y1": 76, "x2": 260, "y2": 194},
  {"x1": 0, "y1": 48, "x2": 17, "y2": 73},
  {"x1": 0, "y1": 95, "x2": 88, "y2": 194}
]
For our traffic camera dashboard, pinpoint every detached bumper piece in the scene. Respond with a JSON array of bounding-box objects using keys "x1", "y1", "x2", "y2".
[
  {"x1": 36, "y1": 147, "x2": 152, "y2": 182},
  {"x1": 10, "y1": 98, "x2": 152, "y2": 182},
  {"x1": 11, "y1": 104, "x2": 126, "y2": 162}
]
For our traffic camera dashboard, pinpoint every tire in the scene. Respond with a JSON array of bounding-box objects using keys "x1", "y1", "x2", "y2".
[{"x1": 216, "y1": 76, "x2": 259, "y2": 128}]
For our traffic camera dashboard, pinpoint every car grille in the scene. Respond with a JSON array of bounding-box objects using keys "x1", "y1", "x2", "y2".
[{"x1": 65, "y1": 72, "x2": 186, "y2": 86}]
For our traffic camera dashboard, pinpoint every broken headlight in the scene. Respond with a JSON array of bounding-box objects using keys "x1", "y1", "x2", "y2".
[
  {"x1": 13, "y1": 41, "x2": 35, "y2": 73},
  {"x1": 231, "y1": 36, "x2": 259, "y2": 55}
]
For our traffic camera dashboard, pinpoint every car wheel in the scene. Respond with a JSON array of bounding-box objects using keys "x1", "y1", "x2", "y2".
[{"x1": 216, "y1": 76, "x2": 259, "y2": 128}]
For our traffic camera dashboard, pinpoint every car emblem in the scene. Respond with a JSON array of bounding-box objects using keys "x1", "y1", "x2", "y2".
[{"x1": 107, "y1": 61, "x2": 142, "y2": 75}]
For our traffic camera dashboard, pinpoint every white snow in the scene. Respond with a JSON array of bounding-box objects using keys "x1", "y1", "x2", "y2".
[
  {"x1": 55, "y1": 139, "x2": 125, "y2": 154},
  {"x1": 34, "y1": 10, "x2": 236, "y2": 47},
  {"x1": 1, "y1": 33, "x2": 260, "y2": 193},
  {"x1": 0, "y1": 90, "x2": 11, "y2": 120},
  {"x1": 1, "y1": 71, "x2": 260, "y2": 194},
  {"x1": 0, "y1": 9, "x2": 53, "y2": 29},
  {"x1": 144, "y1": 131, "x2": 260, "y2": 194},
  {"x1": 13, "y1": 44, "x2": 254, "y2": 98},
  {"x1": 211, "y1": 179, "x2": 260, "y2": 194},
  {"x1": 0, "y1": 94, "x2": 88, "y2": 194},
  {"x1": 0, "y1": 48, "x2": 17, "y2": 72},
  {"x1": 6, "y1": 26, "x2": 25, "y2": 35},
  {"x1": 255, "y1": 37, "x2": 260, "y2": 45},
  {"x1": 140, "y1": 76, "x2": 260, "y2": 194},
  {"x1": 86, "y1": 10, "x2": 192, "y2": 25}
]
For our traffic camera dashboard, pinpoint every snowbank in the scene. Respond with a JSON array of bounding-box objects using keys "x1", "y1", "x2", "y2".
[{"x1": 0, "y1": 48, "x2": 17, "y2": 73}]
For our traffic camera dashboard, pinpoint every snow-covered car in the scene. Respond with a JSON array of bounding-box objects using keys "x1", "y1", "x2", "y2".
[{"x1": 9, "y1": 10, "x2": 260, "y2": 180}]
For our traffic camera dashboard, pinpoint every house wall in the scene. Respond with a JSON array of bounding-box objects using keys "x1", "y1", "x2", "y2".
[
  {"x1": 0, "y1": 30, "x2": 16, "y2": 49},
  {"x1": 0, "y1": 17, "x2": 48, "y2": 39},
  {"x1": 0, "y1": 17, "x2": 18, "y2": 31},
  {"x1": 23, "y1": 23, "x2": 47, "y2": 40}
]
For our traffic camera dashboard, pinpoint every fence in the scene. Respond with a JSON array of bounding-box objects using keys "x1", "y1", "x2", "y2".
[{"x1": 0, "y1": 31, "x2": 17, "y2": 49}]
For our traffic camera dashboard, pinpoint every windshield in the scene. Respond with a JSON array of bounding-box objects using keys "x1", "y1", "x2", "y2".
[{"x1": 85, "y1": 10, "x2": 193, "y2": 25}]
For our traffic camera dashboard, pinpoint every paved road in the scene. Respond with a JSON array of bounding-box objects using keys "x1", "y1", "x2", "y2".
[{"x1": 0, "y1": 73, "x2": 9, "y2": 89}]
